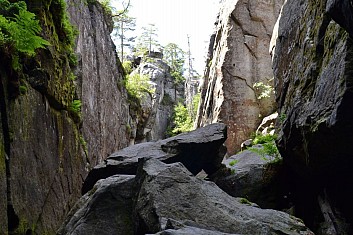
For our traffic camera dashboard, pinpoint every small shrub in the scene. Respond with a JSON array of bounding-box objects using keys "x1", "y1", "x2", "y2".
[
  {"x1": 252, "y1": 133, "x2": 277, "y2": 145},
  {"x1": 19, "y1": 85, "x2": 27, "y2": 94},
  {"x1": 229, "y1": 159, "x2": 239, "y2": 166},
  {"x1": 253, "y1": 81, "x2": 274, "y2": 100},
  {"x1": 70, "y1": 99, "x2": 81, "y2": 114},
  {"x1": 247, "y1": 133, "x2": 280, "y2": 159},
  {"x1": 122, "y1": 60, "x2": 133, "y2": 74},
  {"x1": 239, "y1": 198, "x2": 251, "y2": 205},
  {"x1": 279, "y1": 112, "x2": 287, "y2": 123},
  {"x1": 125, "y1": 73, "x2": 154, "y2": 100}
]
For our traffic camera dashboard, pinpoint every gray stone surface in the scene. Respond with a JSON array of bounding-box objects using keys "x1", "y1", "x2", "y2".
[
  {"x1": 0, "y1": 0, "x2": 131, "y2": 233},
  {"x1": 271, "y1": 0, "x2": 353, "y2": 233},
  {"x1": 134, "y1": 158, "x2": 313, "y2": 235},
  {"x1": 57, "y1": 175, "x2": 135, "y2": 235},
  {"x1": 67, "y1": 0, "x2": 130, "y2": 164},
  {"x1": 8, "y1": 88, "x2": 88, "y2": 234},
  {"x1": 0, "y1": 83, "x2": 7, "y2": 234},
  {"x1": 130, "y1": 57, "x2": 184, "y2": 143},
  {"x1": 82, "y1": 123, "x2": 227, "y2": 194},
  {"x1": 211, "y1": 147, "x2": 284, "y2": 209},
  {"x1": 196, "y1": 0, "x2": 283, "y2": 155}
]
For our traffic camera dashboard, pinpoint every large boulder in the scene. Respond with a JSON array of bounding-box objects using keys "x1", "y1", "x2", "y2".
[
  {"x1": 57, "y1": 175, "x2": 135, "y2": 235},
  {"x1": 82, "y1": 123, "x2": 227, "y2": 194},
  {"x1": 271, "y1": 0, "x2": 353, "y2": 232},
  {"x1": 60, "y1": 157, "x2": 313, "y2": 234},
  {"x1": 134, "y1": 158, "x2": 313, "y2": 235},
  {"x1": 196, "y1": 0, "x2": 283, "y2": 155},
  {"x1": 211, "y1": 147, "x2": 286, "y2": 209}
]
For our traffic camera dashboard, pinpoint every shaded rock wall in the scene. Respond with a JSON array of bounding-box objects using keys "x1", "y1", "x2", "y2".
[
  {"x1": 0, "y1": 0, "x2": 130, "y2": 233},
  {"x1": 67, "y1": 0, "x2": 130, "y2": 164},
  {"x1": 196, "y1": 0, "x2": 283, "y2": 155},
  {"x1": 271, "y1": 0, "x2": 353, "y2": 233}
]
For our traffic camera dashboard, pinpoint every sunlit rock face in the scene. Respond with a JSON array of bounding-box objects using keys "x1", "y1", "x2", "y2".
[
  {"x1": 67, "y1": 0, "x2": 130, "y2": 164},
  {"x1": 129, "y1": 55, "x2": 184, "y2": 144},
  {"x1": 271, "y1": 0, "x2": 353, "y2": 233},
  {"x1": 196, "y1": 0, "x2": 283, "y2": 155}
]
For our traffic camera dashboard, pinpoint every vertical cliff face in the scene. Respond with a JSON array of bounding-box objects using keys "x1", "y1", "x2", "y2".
[
  {"x1": 0, "y1": 0, "x2": 130, "y2": 233},
  {"x1": 197, "y1": 0, "x2": 283, "y2": 155},
  {"x1": 130, "y1": 54, "x2": 184, "y2": 143},
  {"x1": 272, "y1": 0, "x2": 353, "y2": 233},
  {"x1": 67, "y1": 0, "x2": 130, "y2": 164}
]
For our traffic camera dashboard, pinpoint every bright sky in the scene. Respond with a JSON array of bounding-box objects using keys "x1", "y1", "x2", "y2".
[{"x1": 112, "y1": 0, "x2": 220, "y2": 75}]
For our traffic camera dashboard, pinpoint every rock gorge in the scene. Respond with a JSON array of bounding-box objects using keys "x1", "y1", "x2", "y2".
[{"x1": 0, "y1": 0, "x2": 352, "y2": 234}]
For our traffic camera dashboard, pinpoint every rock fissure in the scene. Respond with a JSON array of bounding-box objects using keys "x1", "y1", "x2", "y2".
[{"x1": 223, "y1": 68, "x2": 257, "y2": 95}]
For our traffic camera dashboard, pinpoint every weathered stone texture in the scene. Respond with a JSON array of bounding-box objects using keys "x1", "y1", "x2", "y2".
[
  {"x1": 0, "y1": 0, "x2": 131, "y2": 233},
  {"x1": 57, "y1": 175, "x2": 135, "y2": 235},
  {"x1": 196, "y1": 0, "x2": 283, "y2": 155},
  {"x1": 134, "y1": 158, "x2": 312, "y2": 235},
  {"x1": 82, "y1": 123, "x2": 227, "y2": 194},
  {"x1": 67, "y1": 0, "x2": 130, "y2": 164},
  {"x1": 0, "y1": 76, "x2": 7, "y2": 235},
  {"x1": 131, "y1": 57, "x2": 184, "y2": 143},
  {"x1": 8, "y1": 88, "x2": 88, "y2": 234},
  {"x1": 211, "y1": 147, "x2": 285, "y2": 209},
  {"x1": 271, "y1": 0, "x2": 353, "y2": 232}
]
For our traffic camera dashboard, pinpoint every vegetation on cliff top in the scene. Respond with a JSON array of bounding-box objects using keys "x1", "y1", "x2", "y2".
[{"x1": 0, "y1": 0, "x2": 50, "y2": 70}]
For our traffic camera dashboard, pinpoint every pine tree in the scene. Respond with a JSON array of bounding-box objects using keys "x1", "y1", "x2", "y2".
[{"x1": 135, "y1": 23, "x2": 160, "y2": 56}]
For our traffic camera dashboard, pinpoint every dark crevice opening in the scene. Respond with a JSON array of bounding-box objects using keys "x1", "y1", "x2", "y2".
[{"x1": 0, "y1": 69, "x2": 20, "y2": 233}]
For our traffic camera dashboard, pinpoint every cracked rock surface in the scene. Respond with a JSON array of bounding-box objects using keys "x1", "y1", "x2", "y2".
[{"x1": 196, "y1": 0, "x2": 283, "y2": 155}]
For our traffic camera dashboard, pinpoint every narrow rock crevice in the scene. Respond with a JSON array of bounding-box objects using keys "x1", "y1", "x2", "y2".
[{"x1": 0, "y1": 71, "x2": 19, "y2": 233}]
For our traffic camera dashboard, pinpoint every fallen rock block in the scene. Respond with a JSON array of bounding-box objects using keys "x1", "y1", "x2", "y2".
[{"x1": 82, "y1": 123, "x2": 227, "y2": 194}]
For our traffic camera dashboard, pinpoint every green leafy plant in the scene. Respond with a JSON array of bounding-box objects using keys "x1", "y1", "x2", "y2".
[
  {"x1": 279, "y1": 112, "x2": 287, "y2": 123},
  {"x1": 0, "y1": 1, "x2": 50, "y2": 70},
  {"x1": 19, "y1": 85, "x2": 27, "y2": 94},
  {"x1": 252, "y1": 133, "x2": 277, "y2": 145},
  {"x1": 253, "y1": 81, "x2": 274, "y2": 100},
  {"x1": 122, "y1": 60, "x2": 133, "y2": 74},
  {"x1": 239, "y1": 198, "x2": 251, "y2": 205},
  {"x1": 125, "y1": 73, "x2": 154, "y2": 100},
  {"x1": 247, "y1": 133, "x2": 280, "y2": 159},
  {"x1": 229, "y1": 159, "x2": 239, "y2": 166},
  {"x1": 70, "y1": 99, "x2": 82, "y2": 115},
  {"x1": 168, "y1": 102, "x2": 194, "y2": 135}
]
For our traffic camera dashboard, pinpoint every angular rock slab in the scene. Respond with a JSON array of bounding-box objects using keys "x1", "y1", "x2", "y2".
[
  {"x1": 57, "y1": 175, "x2": 135, "y2": 235},
  {"x1": 211, "y1": 147, "x2": 285, "y2": 209},
  {"x1": 134, "y1": 158, "x2": 313, "y2": 235},
  {"x1": 82, "y1": 123, "x2": 227, "y2": 194}
]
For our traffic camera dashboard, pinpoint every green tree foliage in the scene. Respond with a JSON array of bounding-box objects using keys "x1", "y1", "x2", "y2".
[
  {"x1": 135, "y1": 23, "x2": 160, "y2": 55},
  {"x1": 0, "y1": 0, "x2": 50, "y2": 62},
  {"x1": 163, "y1": 43, "x2": 185, "y2": 73},
  {"x1": 169, "y1": 102, "x2": 194, "y2": 135},
  {"x1": 125, "y1": 73, "x2": 154, "y2": 100},
  {"x1": 163, "y1": 42, "x2": 186, "y2": 84},
  {"x1": 191, "y1": 92, "x2": 200, "y2": 119},
  {"x1": 113, "y1": 12, "x2": 136, "y2": 62}
]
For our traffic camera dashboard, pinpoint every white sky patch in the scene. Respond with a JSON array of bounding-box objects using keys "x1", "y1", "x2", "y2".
[{"x1": 112, "y1": 0, "x2": 219, "y2": 75}]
